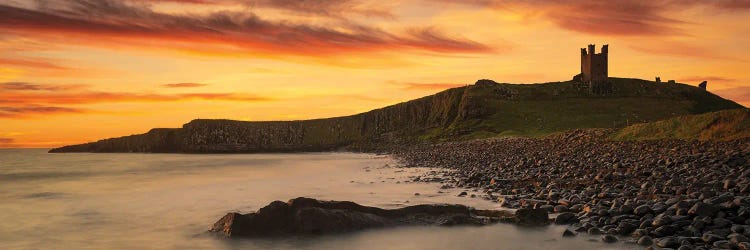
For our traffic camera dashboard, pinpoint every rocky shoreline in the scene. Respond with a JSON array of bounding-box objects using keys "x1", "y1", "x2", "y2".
[{"x1": 395, "y1": 129, "x2": 750, "y2": 249}]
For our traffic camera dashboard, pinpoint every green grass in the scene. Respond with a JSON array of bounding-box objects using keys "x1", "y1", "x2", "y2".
[
  {"x1": 416, "y1": 78, "x2": 743, "y2": 141},
  {"x1": 611, "y1": 108, "x2": 750, "y2": 141}
]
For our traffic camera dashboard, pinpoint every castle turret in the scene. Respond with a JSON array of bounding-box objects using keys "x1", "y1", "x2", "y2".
[{"x1": 580, "y1": 44, "x2": 609, "y2": 93}]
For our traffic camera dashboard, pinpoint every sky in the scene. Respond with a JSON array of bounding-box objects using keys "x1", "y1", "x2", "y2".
[{"x1": 1, "y1": 0, "x2": 750, "y2": 148}]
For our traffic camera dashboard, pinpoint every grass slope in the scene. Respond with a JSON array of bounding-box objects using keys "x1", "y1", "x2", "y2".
[
  {"x1": 422, "y1": 77, "x2": 743, "y2": 141},
  {"x1": 611, "y1": 108, "x2": 750, "y2": 141}
]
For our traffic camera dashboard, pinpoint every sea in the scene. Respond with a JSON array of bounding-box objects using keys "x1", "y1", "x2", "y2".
[{"x1": 0, "y1": 149, "x2": 633, "y2": 249}]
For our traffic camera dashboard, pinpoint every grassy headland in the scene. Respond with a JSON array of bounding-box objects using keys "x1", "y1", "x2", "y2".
[{"x1": 50, "y1": 77, "x2": 743, "y2": 153}]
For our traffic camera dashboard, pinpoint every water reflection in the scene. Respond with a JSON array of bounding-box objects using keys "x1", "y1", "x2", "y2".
[{"x1": 0, "y1": 149, "x2": 633, "y2": 250}]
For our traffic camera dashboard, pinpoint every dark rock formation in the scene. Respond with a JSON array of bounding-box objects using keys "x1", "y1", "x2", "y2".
[
  {"x1": 699, "y1": 80, "x2": 708, "y2": 90},
  {"x1": 209, "y1": 197, "x2": 513, "y2": 238},
  {"x1": 50, "y1": 85, "x2": 469, "y2": 153}
]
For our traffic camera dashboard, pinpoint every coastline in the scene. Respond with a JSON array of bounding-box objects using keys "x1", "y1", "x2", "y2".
[{"x1": 393, "y1": 129, "x2": 750, "y2": 248}]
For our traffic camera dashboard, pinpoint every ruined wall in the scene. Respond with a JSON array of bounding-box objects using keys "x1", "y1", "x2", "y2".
[
  {"x1": 580, "y1": 44, "x2": 608, "y2": 85},
  {"x1": 580, "y1": 47, "x2": 591, "y2": 81}
]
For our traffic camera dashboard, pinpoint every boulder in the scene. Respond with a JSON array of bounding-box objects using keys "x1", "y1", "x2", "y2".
[
  {"x1": 210, "y1": 197, "x2": 511, "y2": 237},
  {"x1": 656, "y1": 237, "x2": 680, "y2": 248},
  {"x1": 602, "y1": 234, "x2": 618, "y2": 243},
  {"x1": 638, "y1": 236, "x2": 654, "y2": 246},
  {"x1": 554, "y1": 212, "x2": 577, "y2": 225},
  {"x1": 689, "y1": 202, "x2": 720, "y2": 217},
  {"x1": 634, "y1": 204, "x2": 654, "y2": 215},
  {"x1": 515, "y1": 207, "x2": 550, "y2": 226},
  {"x1": 702, "y1": 233, "x2": 724, "y2": 244}
]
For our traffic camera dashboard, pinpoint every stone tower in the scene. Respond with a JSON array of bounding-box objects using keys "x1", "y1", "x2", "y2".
[{"x1": 580, "y1": 44, "x2": 609, "y2": 92}]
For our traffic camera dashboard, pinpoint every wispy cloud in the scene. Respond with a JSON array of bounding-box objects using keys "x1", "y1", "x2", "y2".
[
  {"x1": 440, "y1": 0, "x2": 750, "y2": 36},
  {"x1": 244, "y1": 0, "x2": 394, "y2": 18},
  {"x1": 0, "y1": 82, "x2": 273, "y2": 119},
  {"x1": 0, "y1": 105, "x2": 86, "y2": 118},
  {"x1": 0, "y1": 138, "x2": 13, "y2": 144},
  {"x1": 713, "y1": 86, "x2": 750, "y2": 106},
  {"x1": 162, "y1": 83, "x2": 208, "y2": 88},
  {"x1": 1, "y1": 82, "x2": 88, "y2": 91},
  {"x1": 677, "y1": 76, "x2": 736, "y2": 83},
  {"x1": 389, "y1": 80, "x2": 466, "y2": 90},
  {"x1": 628, "y1": 42, "x2": 743, "y2": 61},
  {"x1": 0, "y1": 91, "x2": 272, "y2": 105},
  {"x1": 136, "y1": 0, "x2": 395, "y2": 18},
  {"x1": 0, "y1": 0, "x2": 491, "y2": 59},
  {"x1": 0, "y1": 58, "x2": 71, "y2": 70}
]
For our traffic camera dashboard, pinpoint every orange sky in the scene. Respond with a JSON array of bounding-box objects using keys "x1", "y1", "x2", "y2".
[{"x1": 1, "y1": 0, "x2": 750, "y2": 148}]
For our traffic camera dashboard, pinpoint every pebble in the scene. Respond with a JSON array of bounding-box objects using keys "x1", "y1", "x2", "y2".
[
  {"x1": 395, "y1": 129, "x2": 750, "y2": 249},
  {"x1": 562, "y1": 229, "x2": 576, "y2": 237},
  {"x1": 602, "y1": 234, "x2": 618, "y2": 243},
  {"x1": 656, "y1": 237, "x2": 680, "y2": 248},
  {"x1": 637, "y1": 236, "x2": 653, "y2": 246}
]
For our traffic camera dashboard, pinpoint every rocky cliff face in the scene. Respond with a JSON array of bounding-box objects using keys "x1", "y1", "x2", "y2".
[
  {"x1": 49, "y1": 78, "x2": 743, "y2": 153},
  {"x1": 49, "y1": 128, "x2": 183, "y2": 153},
  {"x1": 51, "y1": 85, "x2": 468, "y2": 153}
]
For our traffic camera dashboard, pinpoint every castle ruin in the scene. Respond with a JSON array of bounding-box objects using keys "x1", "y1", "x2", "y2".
[{"x1": 579, "y1": 44, "x2": 609, "y2": 93}]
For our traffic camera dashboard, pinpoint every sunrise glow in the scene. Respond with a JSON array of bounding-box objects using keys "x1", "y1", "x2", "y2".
[{"x1": 2, "y1": 0, "x2": 749, "y2": 148}]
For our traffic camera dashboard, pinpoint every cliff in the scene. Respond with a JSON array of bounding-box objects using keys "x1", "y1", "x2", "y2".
[{"x1": 49, "y1": 78, "x2": 744, "y2": 153}]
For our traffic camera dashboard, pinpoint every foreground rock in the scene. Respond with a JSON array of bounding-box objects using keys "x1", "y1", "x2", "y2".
[
  {"x1": 514, "y1": 207, "x2": 550, "y2": 226},
  {"x1": 396, "y1": 129, "x2": 750, "y2": 248},
  {"x1": 210, "y1": 197, "x2": 513, "y2": 237}
]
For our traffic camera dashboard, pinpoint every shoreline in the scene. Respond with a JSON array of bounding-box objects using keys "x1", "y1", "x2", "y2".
[{"x1": 393, "y1": 129, "x2": 750, "y2": 248}]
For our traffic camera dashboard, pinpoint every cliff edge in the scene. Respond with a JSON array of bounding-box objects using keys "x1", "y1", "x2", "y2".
[{"x1": 49, "y1": 78, "x2": 743, "y2": 153}]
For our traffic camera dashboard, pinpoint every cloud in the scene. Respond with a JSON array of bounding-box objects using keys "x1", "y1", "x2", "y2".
[
  {"x1": 0, "y1": 0, "x2": 491, "y2": 58},
  {"x1": 0, "y1": 58, "x2": 70, "y2": 70},
  {"x1": 441, "y1": 0, "x2": 750, "y2": 36},
  {"x1": 245, "y1": 0, "x2": 394, "y2": 18},
  {"x1": 403, "y1": 27, "x2": 492, "y2": 53},
  {"x1": 162, "y1": 83, "x2": 208, "y2": 88},
  {"x1": 0, "y1": 81, "x2": 273, "y2": 119},
  {"x1": 0, "y1": 91, "x2": 272, "y2": 105},
  {"x1": 392, "y1": 81, "x2": 466, "y2": 90},
  {"x1": 1, "y1": 82, "x2": 88, "y2": 91},
  {"x1": 542, "y1": 1, "x2": 686, "y2": 36},
  {"x1": 713, "y1": 86, "x2": 750, "y2": 105},
  {"x1": 677, "y1": 76, "x2": 736, "y2": 83},
  {"x1": 0, "y1": 82, "x2": 272, "y2": 106},
  {"x1": 628, "y1": 42, "x2": 742, "y2": 60},
  {"x1": 0, "y1": 138, "x2": 13, "y2": 143},
  {"x1": 135, "y1": 0, "x2": 395, "y2": 18},
  {"x1": 0, "y1": 105, "x2": 86, "y2": 118}
]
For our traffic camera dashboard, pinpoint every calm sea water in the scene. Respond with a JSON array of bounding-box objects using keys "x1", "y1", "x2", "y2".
[{"x1": 0, "y1": 149, "x2": 633, "y2": 249}]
